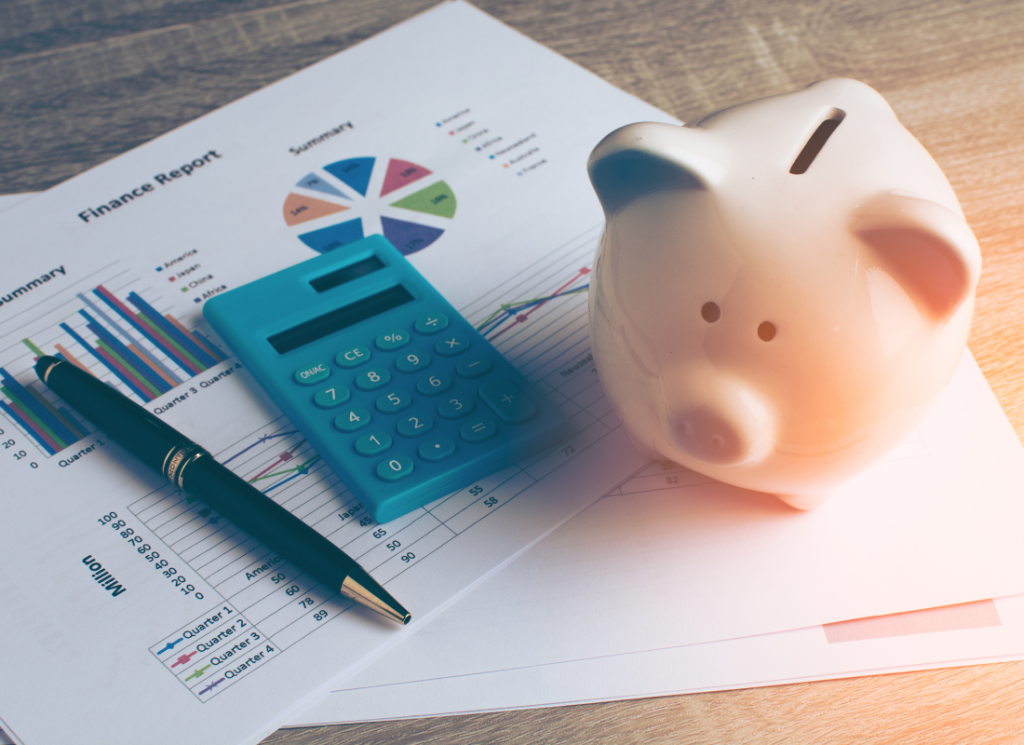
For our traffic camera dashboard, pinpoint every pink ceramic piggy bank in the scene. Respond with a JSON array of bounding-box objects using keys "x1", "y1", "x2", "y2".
[{"x1": 587, "y1": 78, "x2": 981, "y2": 509}]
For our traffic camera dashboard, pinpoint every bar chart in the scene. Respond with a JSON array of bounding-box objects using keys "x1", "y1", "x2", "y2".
[{"x1": 0, "y1": 279, "x2": 226, "y2": 456}]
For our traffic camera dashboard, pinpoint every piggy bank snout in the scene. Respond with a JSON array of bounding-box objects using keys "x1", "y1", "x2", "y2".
[{"x1": 670, "y1": 381, "x2": 774, "y2": 467}]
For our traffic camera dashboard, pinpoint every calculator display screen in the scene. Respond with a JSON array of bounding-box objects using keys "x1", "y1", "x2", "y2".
[
  {"x1": 309, "y1": 256, "x2": 385, "y2": 292},
  {"x1": 268, "y1": 285, "x2": 414, "y2": 354}
]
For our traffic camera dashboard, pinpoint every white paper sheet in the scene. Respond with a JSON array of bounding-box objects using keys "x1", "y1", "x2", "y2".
[
  {"x1": 0, "y1": 4, "x2": 670, "y2": 743},
  {"x1": 290, "y1": 350, "x2": 1024, "y2": 724},
  {"x1": 295, "y1": 593, "x2": 1024, "y2": 722}
]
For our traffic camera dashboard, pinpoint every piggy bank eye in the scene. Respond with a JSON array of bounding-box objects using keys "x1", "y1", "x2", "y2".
[
  {"x1": 758, "y1": 322, "x2": 776, "y2": 341},
  {"x1": 701, "y1": 302, "x2": 720, "y2": 322}
]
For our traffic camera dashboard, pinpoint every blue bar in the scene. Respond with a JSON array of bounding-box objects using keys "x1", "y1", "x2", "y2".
[
  {"x1": 0, "y1": 368, "x2": 79, "y2": 446},
  {"x1": 92, "y1": 288, "x2": 198, "y2": 374},
  {"x1": 0, "y1": 399, "x2": 57, "y2": 455},
  {"x1": 190, "y1": 330, "x2": 226, "y2": 363},
  {"x1": 60, "y1": 323, "x2": 153, "y2": 402},
  {"x1": 127, "y1": 292, "x2": 218, "y2": 369},
  {"x1": 58, "y1": 407, "x2": 89, "y2": 439},
  {"x1": 78, "y1": 292, "x2": 184, "y2": 385},
  {"x1": 79, "y1": 310, "x2": 172, "y2": 395}
]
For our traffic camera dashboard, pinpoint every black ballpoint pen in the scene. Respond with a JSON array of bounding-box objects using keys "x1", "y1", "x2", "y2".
[{"x1": 36, "y1": 355, "x2": 411, "y2": 625}]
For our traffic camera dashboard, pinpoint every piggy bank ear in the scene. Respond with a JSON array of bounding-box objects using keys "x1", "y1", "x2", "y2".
[
  {"x1": 853, "y1": 193, "x2": 981, "y2": 320},
  {"x1": 587, "y1": 122, "x2": 724, "y2": 215}
]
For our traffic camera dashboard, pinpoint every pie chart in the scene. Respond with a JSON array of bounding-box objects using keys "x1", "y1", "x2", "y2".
[{"x1": 283, "y1": 157, "x2": 457, "y2": 256}]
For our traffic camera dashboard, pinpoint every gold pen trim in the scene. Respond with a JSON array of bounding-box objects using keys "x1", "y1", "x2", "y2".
[
  {"x1": 340, "y1": 576, "x2": 412, "y2": 625},
  {"x1": 162, "y1": 444, "x2": 208, "y2": 488},
  {"x1": 39, "y1": 358, "x2": 61, "y2": 384}
]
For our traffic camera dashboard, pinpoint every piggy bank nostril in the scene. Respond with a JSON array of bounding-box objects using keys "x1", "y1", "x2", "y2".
[
  {"x1": 673, "y1": 411, "x2": 747, "y2": 465},
  {"x1": 701, "y1": 302, "x2": 720, "y2": 322},
  {"x1": 758, "y1": 321, "x2": 776, "y2": 341}
]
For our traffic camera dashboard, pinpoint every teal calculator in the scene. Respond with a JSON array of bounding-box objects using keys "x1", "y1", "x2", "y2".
[{"x1": 203, "y1": 235, "x2": 570, "y2": 522}]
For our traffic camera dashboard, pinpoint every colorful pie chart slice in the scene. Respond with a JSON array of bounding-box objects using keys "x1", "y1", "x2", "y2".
[
  {"x1": 298, "y1": 218, "x2": 365, "y2": 254},
  {"x1": 324, "y1": 157, "x2": 375, "y2": 197},
  {"x1": 381, "y1": 216, "x2": 446, "y2": 255},
  {"x1": 390, "y1": 180, "x2": 457, "y2": 219},
  {"x1": 380, "y1": 159, "x2": 433, "y2": 197},
  {"x1": 296, "y1": 173, "x2": 348, "y2": 199},
  {"x1": 283, "y1": 193, "x2": 349, "y2": 227}
]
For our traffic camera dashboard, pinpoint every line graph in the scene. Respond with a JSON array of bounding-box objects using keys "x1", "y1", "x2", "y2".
[{"x1": 476, "y1": 267, "x2": 590, "y2": 341}]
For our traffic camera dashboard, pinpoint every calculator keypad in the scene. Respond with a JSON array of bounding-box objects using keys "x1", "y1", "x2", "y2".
[
  {"x1": 296, "y1": 311, "x2": 541, "y2": 487},
  {"x1": 206, "y1": 235, "x2": 570, "y2": 524}
]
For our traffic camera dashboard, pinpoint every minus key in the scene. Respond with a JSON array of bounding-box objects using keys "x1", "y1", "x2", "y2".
[{"x1": 456, "y1": 355, "x2": 492, "y2": 379}]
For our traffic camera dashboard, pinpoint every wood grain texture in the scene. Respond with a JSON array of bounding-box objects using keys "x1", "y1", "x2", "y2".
[{"x1": 4, "y1": 0, "x2": 1024, "y2": 742}]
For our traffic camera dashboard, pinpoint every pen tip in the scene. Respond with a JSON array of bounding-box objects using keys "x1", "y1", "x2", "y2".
[{"x1": 340, "y1": 574, "x2": 412, "y2": 625}]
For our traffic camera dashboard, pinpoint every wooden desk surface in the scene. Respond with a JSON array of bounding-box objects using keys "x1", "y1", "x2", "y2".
[{"x1": 4, "y1": 0, "x2": 1024, "y2": 742}]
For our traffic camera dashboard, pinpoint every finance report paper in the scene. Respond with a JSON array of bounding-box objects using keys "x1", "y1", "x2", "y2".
[{"x1": 0, "y1": 3, "x2": 663, "y2": 742}]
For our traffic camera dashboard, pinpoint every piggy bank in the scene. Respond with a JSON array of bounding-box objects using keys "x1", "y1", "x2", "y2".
[{"x1": 587, "y1": 78, "x2": 981, "y2": 509}]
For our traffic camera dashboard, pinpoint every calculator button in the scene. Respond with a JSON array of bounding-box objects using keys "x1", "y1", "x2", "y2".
[
  {"x1": 397, "y1": 414, "x2": 434, "y2": 438},
  {"x1": 355, "y1": 367, "x2": 391, "y2": 391},
  {"x1": 434, "y1": 334, "x2": 470, "y2": 357},
  {"x1": 418, "y1": 436, "x2": 456, "y2": 462},
  {"x1": 375, "y1": 330, "x2": 411, "y2": 351},
  {"x1": 460, "y1": 418, "x2": 498, "y2": 443},
  {"x1": 415, "y1": 313, "x2": 449, "y2": 335},
  {"x1": 376, "y1": 456, "x2": 414, "y2": 482},
  {"x1": 294, "y1": 362, "x2": 330, "y2": 385},
  {"x1": 376, "y1": 390, "x2": 413, "y2": 414},
  {"x1": 336, "y1": 345, "x2": 371, "y2": 368},
  {"x1": 355, "y1": 431, "x2": 392, "y2": 456},
  {"x1": 334, "y1": 407, "x2": 371, "y2": 432},
  {"x1": 395, "y1": 351, "x2": 431, "y2": 373},
  {"x1": 314, "y1": 384, "x2": 351, "y2": 408},
  {"x1": 416, "y1": 372, "x2": 453, "y2": 396},
  {"x1": 478, "y1": 379, "x2": 538, "y2": 424},
  {"x1": 437, "y1": 395, "x2": 475, "y2": 419},
  {"x1": 456, "y1": 355, "x2": 492, "y2": 379}
]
